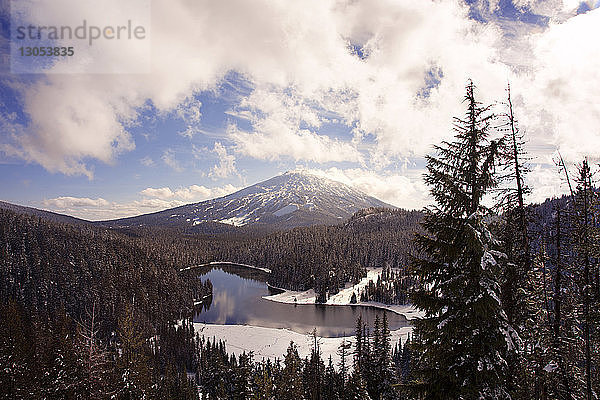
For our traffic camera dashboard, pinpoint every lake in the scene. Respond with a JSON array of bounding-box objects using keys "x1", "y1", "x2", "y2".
[{"x1": 192, "y1": 264, "x2": 410, "y2": 337}]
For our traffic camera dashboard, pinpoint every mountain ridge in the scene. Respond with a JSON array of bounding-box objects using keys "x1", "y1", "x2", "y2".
[{"x1": 98, "y1": 170, "x2": 394, "y2": 231}]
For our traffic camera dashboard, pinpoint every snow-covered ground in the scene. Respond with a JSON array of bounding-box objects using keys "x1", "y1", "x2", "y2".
[
  {"x1": 194, "y1": 323, "x2": 413, "y2": 364},
  {"x1": 263, "y1": 268, "x2": 425, "y2": 320}
]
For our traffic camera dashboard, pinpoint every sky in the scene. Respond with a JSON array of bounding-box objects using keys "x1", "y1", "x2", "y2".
[{"x1": 0, "y1": 0, "x2": 599, "y2": 220}]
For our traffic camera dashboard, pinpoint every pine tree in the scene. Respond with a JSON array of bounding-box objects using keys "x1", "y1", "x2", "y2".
[
  {"x1": 378, "y1": 312, "x2": 395, "y2": 399},
  {"x1": 570, "y1": 159, "x2": 600, "y2": 399},
  {"x1": 304, "y1": 329, "x2": 325, "y2": 400},
  {"x1": 367, "y1": 313, "x2": 395, "y2": 400},
  {"x1": 346, "y1": 371, "x2": 371, "y2": 400},
  {"x1": 554, "y1": 208, "x2": 576, "y2": 398},
  {"x1": 522, "y1": 242, "x2": 553, "y2": 398},
  {"x1": 277, "y1": 341, "x2": 304, "y2": 400},
  {"x1": 233, "y1": 351, "x2": 254, "y2": 400},
  {"x1": 551, "y1": 154, "x2": 585, "y2": 399},
  {"x1": 495, "y1": 82, "x2": 531, "y2": 398},
  {"x1": 76, "y1": 302, "x2": 114, "y2": 399},
  {"x1": 41, "y1": 309, "x2": 81, "y2": 398},
  {"x1": 324, "y1": 356, "x2": 341, "y2": 400},
  {"x1": 368, "y1": 314, "x2": 381, "y2": 397},
  {"x1": 411, "y1": 80, "x2": 514, "y2": 398},
  {"x1": 354, "y1": 315, "x2": 364, "y2": 374},
  {"x1": 252, "y1": 361, "x2": 276, "y2": 400},
  {"x1": 337, "y1": 337, "x2": 352, "y2": 395},
  {"x1": 0, "y1": 301, "x2": 31, "y2": 398},
  {"x1": 115, "y1": 303, "x2": 152, "y2": 400}
]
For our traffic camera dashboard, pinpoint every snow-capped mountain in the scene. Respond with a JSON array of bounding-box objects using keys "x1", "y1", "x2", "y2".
[{"x1": 100, "y1": 171, "x2": 392, "y2": 230}]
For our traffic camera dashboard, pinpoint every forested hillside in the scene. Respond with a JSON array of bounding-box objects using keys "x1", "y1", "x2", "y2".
[
  {"x1": 0, "y1": 202, "x2": 423, "y2": 398},
  {"x1": 211, "y1": 207, "x2": 423, "y2": 298},
  {"x1": 0, "y1": 209, "x2": 210, "y2": 398}
]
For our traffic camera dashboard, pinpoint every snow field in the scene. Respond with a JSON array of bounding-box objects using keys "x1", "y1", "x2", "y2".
[{"x1": 194, "y1": 323, "x2": 413, "y2": 365}]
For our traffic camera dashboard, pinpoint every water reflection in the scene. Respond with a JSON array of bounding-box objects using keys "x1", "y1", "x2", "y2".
[{"x1": 192, "y1": 265, "x2": 410, "y2": 338}]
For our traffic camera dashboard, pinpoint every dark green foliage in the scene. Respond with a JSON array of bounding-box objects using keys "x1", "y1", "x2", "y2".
[
  {"x1": 304, "y1": 331, "x2": 325, "y2": 400},
  {"x1": 278, "y1": 342, "x2": 305, "y2": 400},
  {"x1": 215, "y1": 207, "x2": 423, "y2": 296},
  {"x1": 359, "y1": 265, "x2": 414, "y2": 305},
  {"x1": 0, "y1": 209, "x2": 208, "y2": 399},
  {"x1": 411, "y1": 81, "x2": 514, "y2": 399},
  {"x1": 569, "y1": 160, "x2": 600, "y2": 398}
]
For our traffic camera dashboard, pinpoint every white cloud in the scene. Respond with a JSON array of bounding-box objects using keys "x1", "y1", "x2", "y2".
[
  {"x1": 140, "y1": 183, "x2": 239, "y2": 201},
  {"x1": 1, "y1": 0, "x2": 599, "y2": 205},
  {"x1": 42, "y1": 197, "x2": 182, "y2": 221},
  {"x1": 161, "y1": 149, "x2": 183, "y2": 172},
  {"x1": 209, "y1": 142, "x2": 238, "y2": 179},
  {"x1": 176, "y1": 96, "x2": 203, "y2": 138},
  {"x1": 517, "y1": 9, "x2": 600, "y2": 165},
  {"x1": 140, "y1": 156, "x2": 155, "y2": 167},
  {"x1": 42, "y1": 183, "x2": 240, "y2": 220},
  {"x1": 43, "y1": 196, "x2": 110, "y2": 209},
  {"x1": 526, "y1": 163, "x2": 570, "y2": 204},
  {"x1": 139, "y1": 187, "x2": 176, "y2": 199},
  {"x1": 228, "y1": 86, "x2": 363, "y2": 163},
  {"x1": 230, "y1": 124, "x2": 362, "y2": 163},
  {"x1": 306, "y1": 167, "x2": 430, "y2": 210}
]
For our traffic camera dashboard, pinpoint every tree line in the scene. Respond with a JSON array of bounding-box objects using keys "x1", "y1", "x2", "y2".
[{"x1": 192, "y1": 313, "x2": 418, "y2": 400}]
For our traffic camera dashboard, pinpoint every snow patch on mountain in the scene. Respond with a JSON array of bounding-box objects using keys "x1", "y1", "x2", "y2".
[
  {"x1": 219, "y1": 215, "x2": 251, "y2": 226},
  {"x1": 273, "y1": 204, "x2": 299, "y2": 217}
]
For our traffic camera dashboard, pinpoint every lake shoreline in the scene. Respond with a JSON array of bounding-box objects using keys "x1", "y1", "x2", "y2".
[
  {"x1": 192, "y1": 265, "x2": 412, "y2": 337},
  {"x1": 263, "y1": 267, "x2": 424, "y2": 320},
  {"x1": 184, "y1": 263, "x2": 423, "y2": 322},
  {"x1": 180, "y1": 261, "x2": 272, "y2": 274}
]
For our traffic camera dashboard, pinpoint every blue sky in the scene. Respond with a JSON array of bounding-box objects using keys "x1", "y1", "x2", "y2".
[{"x1": 1, "y1": 0, "x2": 599, "y2": 219}]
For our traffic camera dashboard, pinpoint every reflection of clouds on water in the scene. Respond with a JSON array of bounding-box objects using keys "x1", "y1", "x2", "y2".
[{"x1": 211, "y1": 290, "x2": 237, "y2": 325}]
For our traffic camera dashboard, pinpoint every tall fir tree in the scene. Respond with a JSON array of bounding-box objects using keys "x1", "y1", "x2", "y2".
[
  {"x1": 76, "y1": 302, "x2": 114, "y2": 399},
  {"x1": 495, "y1": 82, "x2": 532, "y2": 398},
  {"x1": 324, "y1": 355, "x2": 341, "y2": 400},
  {"x1": 354, "y1": 314, "x2": 365, "y2": 375},
  {"x1": 495, "y1": 83, "x2": 532, "y2": 331},
  {"x1": 569, "y1": 159, "x2": 600, "y2": 399},
  {"x1": 346, "y1": 370, "x2": 371, "y2": 400},
  {"x1": 252, "y1": 360, "x2": 276, "y2": 400},
  {"x1": 522, "y1": 242, "x2": 554, "y2": 399},
  {"x1": 305, "y1": 329, "x2": 325, "y2": 400},
  {"x1": 337, "y1": 337, "x2": 352, "y2": 398},
  {"x1": 550, "y1": 206, "x2": 582, "y2": 399},
  {"x1": 411, "y1": 80, "x2": 515, "y2": 399},
  {"x1": 115, "y1": 303, "x2": 152, "y2": 400},
  {"x1": 277, "y1": 341, "x2": 304, "y2": 400}
]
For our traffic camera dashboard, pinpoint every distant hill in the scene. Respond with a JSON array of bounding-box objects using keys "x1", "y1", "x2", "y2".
[{"x1": 0, "y1": 200, "x2": 90, "y2": 225}]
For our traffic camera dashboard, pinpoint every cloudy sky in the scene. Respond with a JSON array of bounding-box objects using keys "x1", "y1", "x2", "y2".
[{"x1": 1, "y1": 0, "x2": 599, "y2": 220}]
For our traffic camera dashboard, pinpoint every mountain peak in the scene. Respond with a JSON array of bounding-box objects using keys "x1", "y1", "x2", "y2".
[
  {"x1": 283, "y1": 169, "x2": 313, "y2": 176},
  {"x1": 101, "y1": 172, "x2": 392, "y2": 231}
]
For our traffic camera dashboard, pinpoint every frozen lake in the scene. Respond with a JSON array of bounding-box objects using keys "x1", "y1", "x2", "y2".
[{"x1": 192, "y1": 264, "x2": 410, "y2": 337}]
